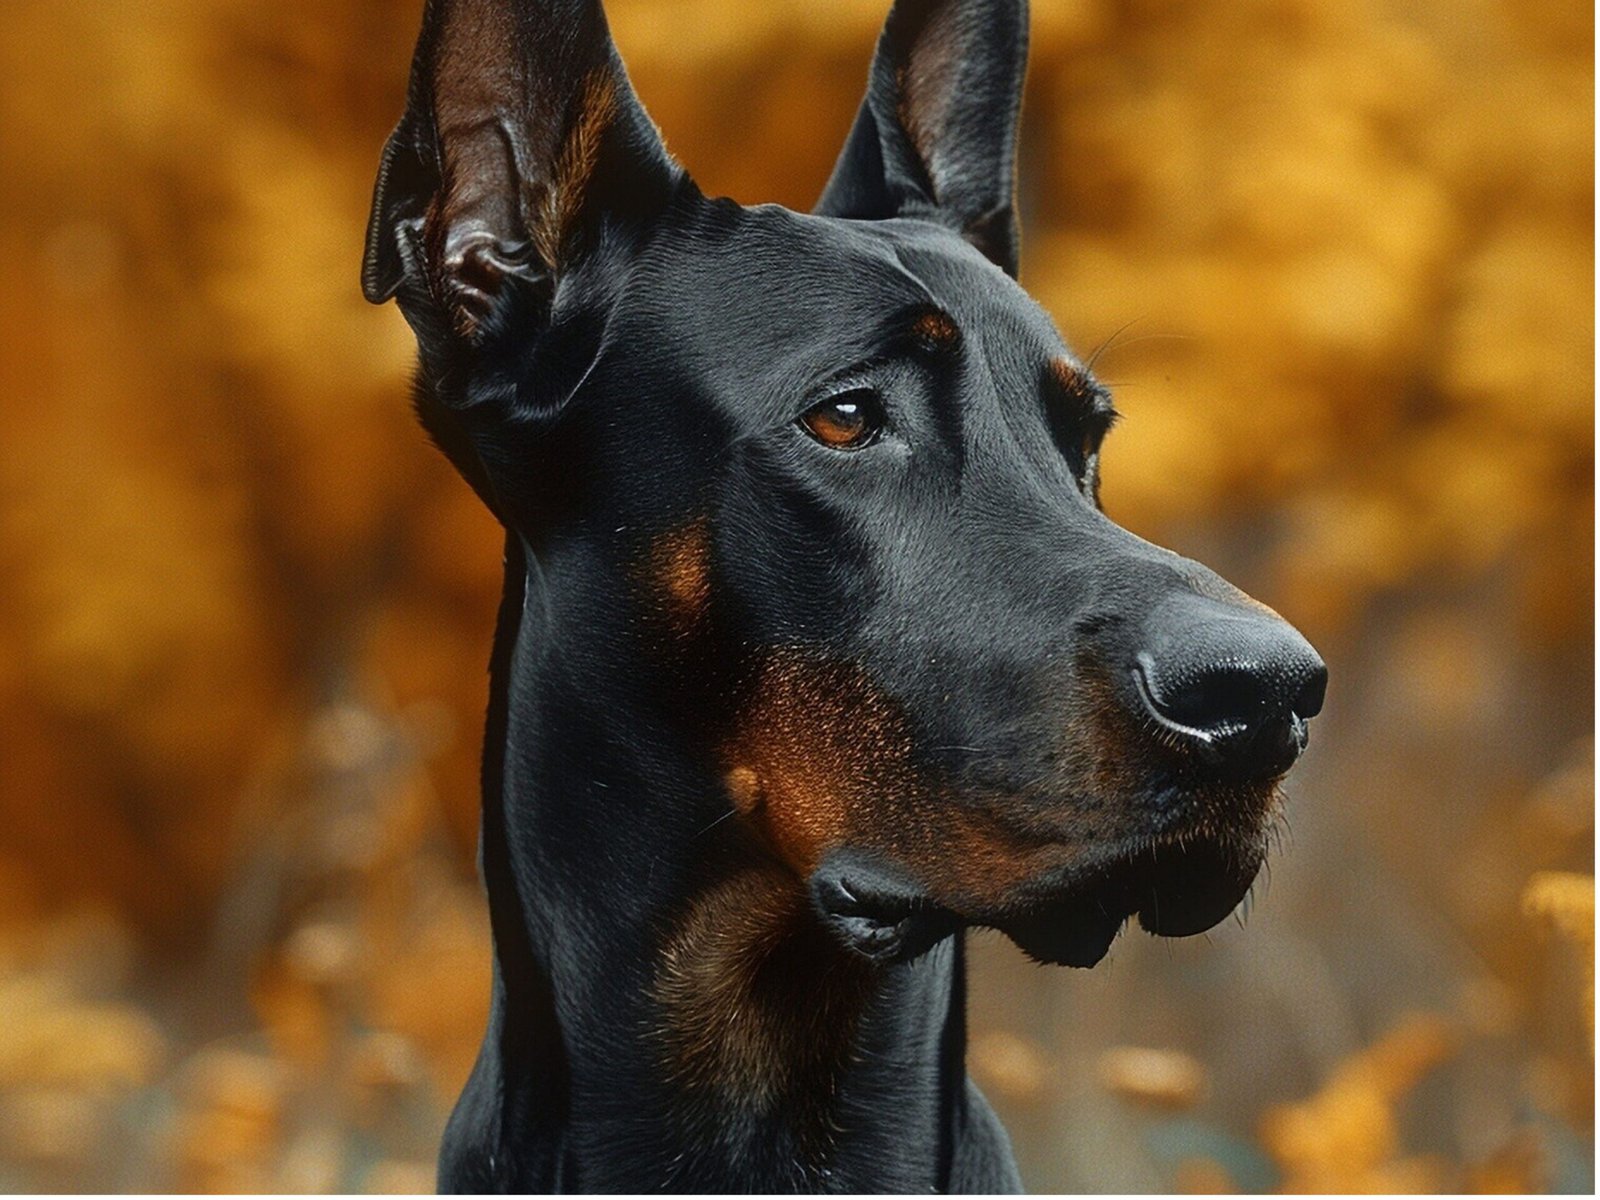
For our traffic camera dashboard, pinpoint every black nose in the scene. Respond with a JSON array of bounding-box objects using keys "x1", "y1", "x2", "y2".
[{"x1": 1133, "y1": 593, "x2": 1327, "y2": 780}]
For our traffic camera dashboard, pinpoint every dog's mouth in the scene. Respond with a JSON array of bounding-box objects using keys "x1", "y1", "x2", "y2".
[
  {"x1": 994, "y1": 830, "x2": 1268, "y2": 967},
  {"x1": 810, "y1": 819, "x2": 1270, "y2": 968}
]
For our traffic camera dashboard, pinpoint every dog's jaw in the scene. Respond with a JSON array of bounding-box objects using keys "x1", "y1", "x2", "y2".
[{"x1": 807, "y1": 786, "x2": 1279, "y2": 969}]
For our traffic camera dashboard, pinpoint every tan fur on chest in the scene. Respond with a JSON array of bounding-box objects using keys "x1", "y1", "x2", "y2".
[{"x1": 651, "y1": 865, "x2": 876, "y2": 1119}]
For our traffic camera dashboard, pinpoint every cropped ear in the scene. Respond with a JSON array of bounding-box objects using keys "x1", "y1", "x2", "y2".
[
  {"x1": 362, "y1": 0, "x2": 681, "y2": 340},
  {"x1": 815, "y1": 0, "x2": 1029, "y2": 277}
]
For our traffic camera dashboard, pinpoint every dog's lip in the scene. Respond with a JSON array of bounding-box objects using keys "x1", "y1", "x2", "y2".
[
  {"x1": 810, "y1": 779, "x2": 1276, "y2": 966},
  {"x1": 991, "y1": 829, "x2": 1266, "y2": 967},
  {"x1": 812, "y1": 828, "x2": 1266, "y2": 968},
  {"x1": 809, "y1": 850, "x2": 962, "y2": 963}
]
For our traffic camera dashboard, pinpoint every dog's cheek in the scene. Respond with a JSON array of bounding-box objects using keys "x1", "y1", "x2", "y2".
[
  {"x1": 645, "y1": 517, "x2": 714, "y2": 638},
  {"x1": 719, "y1": 651, "x2": 1077, "y2": 909},
  {"x1": 721, "y1": 650, "x2": 918, "y2": 875}
]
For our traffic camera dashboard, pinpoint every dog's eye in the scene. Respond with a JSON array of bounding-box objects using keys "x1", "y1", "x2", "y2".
[
  {"x1": 799, "y1": 390, "x2": 885, "y2": 450},
  {"x1": 1059, "y1": 410, "x2": 1117, "y2": 484}
]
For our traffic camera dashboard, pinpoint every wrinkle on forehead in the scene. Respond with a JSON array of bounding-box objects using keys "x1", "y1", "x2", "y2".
[
  {"x1": 609, "y1": 206, "x2": 949, "y2": 406},
  {"x1": 719, "y1": 205, "x2": 944, "y2": 306}
]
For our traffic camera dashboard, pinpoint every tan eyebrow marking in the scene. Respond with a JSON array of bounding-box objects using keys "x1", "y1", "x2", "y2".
[
  {"x1": 1048, "y1": 355, "x2": 1093, "y2": 399},
  {"x1": 1045, "y1": 356, "x2": 1117, "y2": 429},
  {"x1": 910, "y1": 308, "x2": 960, "y2": 351}
]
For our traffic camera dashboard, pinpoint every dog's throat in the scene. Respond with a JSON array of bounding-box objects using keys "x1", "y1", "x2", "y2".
[{"x1": 650, "y1": 862, "x2": 879, "y2": 1148}]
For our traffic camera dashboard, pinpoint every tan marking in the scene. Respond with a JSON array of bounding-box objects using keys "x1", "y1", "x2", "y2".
[
  {"x1": 653, "y1": 864, "x2": 875, "y2": 1124},
  {"x1": 722, "y1": 650, "x2": 915, "y2": 875},
  {"x1": 717, "y1": 650, "x2": 1279, "y2": 936},
  {"x1": 719, "y1": 649, "x2": 1061, "y2": 908},
  {"x1": 911, "y1": 308, "x2": 960, "y2": 349},
  {"x1": 533, "y1": 68, "x2": 618, "y2": 272},
  {"x1": 645, "y1": 517, "x2": 712, "y2": 636},
  {"x1": 1048, "y1": 355, "x2": 1092, "y2": 399},
  {"x1": 724, "y1": 765, "x2": 762, "y2": 815}
]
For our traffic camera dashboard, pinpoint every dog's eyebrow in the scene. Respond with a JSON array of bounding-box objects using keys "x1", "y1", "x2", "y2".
[
  {"x1": 1044, "y1": 356, "x2": 1115, "y2": 418},
  {"x1": 908, "y1": 307, "x2": 961, "y2": 352},
  {"x1": 808, "y1": 305, "x2": 960, "y2": 390}
]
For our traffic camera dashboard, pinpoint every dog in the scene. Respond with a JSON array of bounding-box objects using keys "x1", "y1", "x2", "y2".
[{"x1": 362, "y1": 0, "x2": 1327, "y2": 1190}]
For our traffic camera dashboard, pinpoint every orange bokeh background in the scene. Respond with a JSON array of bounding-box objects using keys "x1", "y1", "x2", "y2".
[{"x1": 0, "y1": 0, "x2": 1591, "y2": 1191}]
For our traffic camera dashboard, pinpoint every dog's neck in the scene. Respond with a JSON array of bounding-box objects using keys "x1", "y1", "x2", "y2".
[{"x1": 442, "y1": 540, "x2": 979, "y2": 1192}]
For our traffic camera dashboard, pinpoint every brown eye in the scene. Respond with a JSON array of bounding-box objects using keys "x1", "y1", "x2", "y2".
[{"x1": 798, "y1": 390, "x2": 885, "y2": 450}]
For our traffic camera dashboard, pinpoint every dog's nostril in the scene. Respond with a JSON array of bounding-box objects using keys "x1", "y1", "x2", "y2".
[
  {"x1": 1134, "y1": 594, "x2": 1326, "y2": 780},
  {"x1": 1143, "y1": 660, "x2": 1273, "y2": 735},
  {"x1": 1136, "y1": 657, "x2": 1306, "y2": 779}
]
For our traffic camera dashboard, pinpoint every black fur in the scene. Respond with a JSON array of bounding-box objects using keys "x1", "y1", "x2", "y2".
[{"x1": 362, "y1": 0, "x2": 1326, "y2": 1191}]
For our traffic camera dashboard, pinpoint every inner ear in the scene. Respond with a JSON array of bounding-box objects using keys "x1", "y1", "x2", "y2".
[
  {"x1": 364, "y1": 0, "x2": 683, "y2": 342},
  {"x1": 815, "y1": 0, "x2": 1029, "y2": 276}
]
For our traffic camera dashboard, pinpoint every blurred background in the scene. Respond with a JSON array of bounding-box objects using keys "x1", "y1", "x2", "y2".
[{"x1": 0, "y1": 0, "x2": 1592, "y2": 1191}]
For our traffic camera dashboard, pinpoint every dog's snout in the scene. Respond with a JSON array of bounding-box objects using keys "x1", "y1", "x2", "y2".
[{"x1": 1133, "y1": 594, "x2": 1327, "y2": 780}]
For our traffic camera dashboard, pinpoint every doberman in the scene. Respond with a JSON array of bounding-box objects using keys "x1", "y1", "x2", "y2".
[{"x1": 362, "y1": 0, "x2": 1328, "y2": 1190}]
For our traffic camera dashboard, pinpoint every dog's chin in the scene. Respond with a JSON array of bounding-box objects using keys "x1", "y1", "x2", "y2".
[
  {"x1": 996, "y1": 834, "x2": 1268, "y2": 967},
  {"x1": 810, "y1": 820, "x2": 1271, "y2": 968}
]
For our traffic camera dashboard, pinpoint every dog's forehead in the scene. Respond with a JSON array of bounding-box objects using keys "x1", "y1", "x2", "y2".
[
  {"x1": 628, "y1": 200, "x2": 1069, "y2": 376},
  {"x1": 874, "y1": 225, "x2": 1075, "y2": 364},
  {"x1": 644, "y1": 203, "x2": 932, "y2": 317}
]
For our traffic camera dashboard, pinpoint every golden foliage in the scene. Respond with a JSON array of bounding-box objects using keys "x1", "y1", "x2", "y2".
[
  {"x1": 1098, "y1": 1045, "x2": 1208, "y2": 1111},
  {"x1": 1260, "y1": 1013, "x2": 1460, "y2": 1193},
  {"x1": 969, "y1": 1029, "x2": 1051, "y2": 1105},
  {"x1": 1523, "y1": 871, "x2": 1596, "y2": 1047},
  {"x1": 1524, "y1": 872, "x2": 1597, "y2": 949},
  {"x1": 0, "y1": 975, "x2": 165, "y2": 1094}
]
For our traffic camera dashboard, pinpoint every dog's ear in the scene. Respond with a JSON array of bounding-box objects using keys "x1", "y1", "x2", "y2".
[
  {"x1": 815, "y1": 0, "x2": 1028, "y2": 277},
  {"x1": 362, "y1": 0, "x2": 680, "y2": 341}
]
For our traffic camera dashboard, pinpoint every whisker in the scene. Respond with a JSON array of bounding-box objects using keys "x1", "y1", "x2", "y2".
[
  {"x1": 1083, "y1": 316, "x2": 1143, "y2": 372},
  {"x1": 692, "y1": 807, "x2": 738, "y2": 839},
  {"x1": 1094, "y1": 331, "x2": 1195, "y2": 357}
]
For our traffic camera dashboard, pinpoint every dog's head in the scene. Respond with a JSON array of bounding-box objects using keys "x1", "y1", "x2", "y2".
[{"x1": 364, "y1": 0, "x2": 1326, "y2": 968}]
